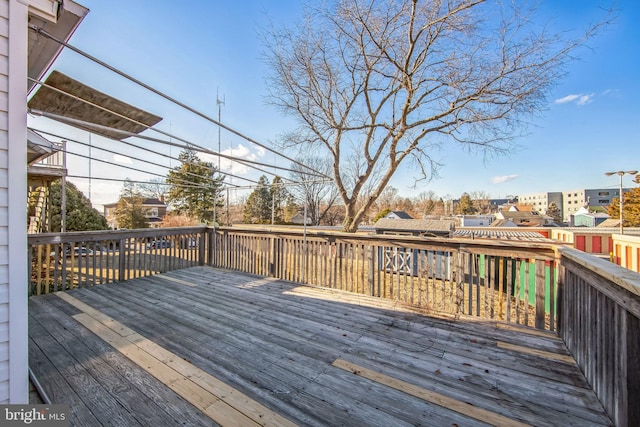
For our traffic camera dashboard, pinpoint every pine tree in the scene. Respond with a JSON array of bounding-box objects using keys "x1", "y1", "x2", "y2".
[
  {"x1": 546, "y1": 202, "x2": 563, "y2": 223},
  {"x1": 458, "y1": 193, "x2": 476, "y2": 215},
  {"x1": 270, "y1": 176, "x2": 290, "y2": 224},
  {"x1": 115, "y1": 179, "x2": 148, "y2": 229},
  {"x1": 166, "y1": 149, "x2": 224, "y2": 224},
  {"x1": 243, "y1": 176, "x2": 272, "y2": 224}
]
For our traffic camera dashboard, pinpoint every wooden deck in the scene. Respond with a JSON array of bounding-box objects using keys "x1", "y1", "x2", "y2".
[{"x1": 29, "y1": 266, "x2": 612, "y2": 426}]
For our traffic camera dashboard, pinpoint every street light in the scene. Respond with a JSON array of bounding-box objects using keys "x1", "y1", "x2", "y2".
[{"x1": 604, "y1": 170, "x2": 638, "y2": 234}]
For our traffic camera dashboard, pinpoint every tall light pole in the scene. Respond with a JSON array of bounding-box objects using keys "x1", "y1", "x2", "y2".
[{"x1": 604, "y1": 170, "x2": 638, "y2": 234}]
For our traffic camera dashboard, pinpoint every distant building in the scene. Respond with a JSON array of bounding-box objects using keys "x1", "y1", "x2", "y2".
[
  {"x1": 456, "y1": 215, "x2": 495, "y2": 227},
  {"x1": 374, "y1": 218, "x2": 454, "y2": 237},
  {"x1": 385, "y1": 210, "x2": 413, "y2": 219},
  {"x1": 518, "y1": 188, "x2": 630, "y2": 223},
  {"x1": 489, "y1": 219, "x2": 518, "y2": 227},
  {"x1": 104, "y1": 197, "x2": 168, "y2": 229},
  {"x1": 493, "y1": 209, "x2": 555, "y2": 227},
  {"x1": 571, "y1": 206, "x2": 610, "y2": 227},
  {"x1": 291, "y1": 212, "x2": 312, "y2": 225}
]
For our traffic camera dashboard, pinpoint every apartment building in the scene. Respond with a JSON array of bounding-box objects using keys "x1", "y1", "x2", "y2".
[{"x1": 519, "y1": 188, "x2": 630, "y2": 223}]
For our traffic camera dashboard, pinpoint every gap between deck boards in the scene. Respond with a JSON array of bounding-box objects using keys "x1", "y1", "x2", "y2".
[{"x1": 55, "y1": 292, "x2": 296, "y2": 427}]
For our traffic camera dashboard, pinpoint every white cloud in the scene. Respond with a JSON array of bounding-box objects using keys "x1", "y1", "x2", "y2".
[
  {"x1": 492, "y1": 174, "x2": 518, "y2": 184},
  {"x1": 576, "y1": 94, "x2": 594, "y2": 105},
  {"x1": 199, "y1": 143, "x2": 265, "y2": 175},
  {"x1": 113, "y1": 154, "x2": 133, "y2": 164},
  {"x1": 554, "y1": 94, "x2": 581, "y2": 104},
  {"x1": 554, "y1": 93, "x2": 594, "y2": 106}
]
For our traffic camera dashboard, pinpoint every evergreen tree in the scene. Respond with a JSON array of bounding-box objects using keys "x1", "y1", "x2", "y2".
[
  {"x1": 373, "y1": 208, "x2": 391, "y2": 223},
  {"x1": 546, "y1": 202, "x2": 563, "y2": 223},
  {"x1": 45, "y1": 180, "x2": 109, "y2": 232},
  {"x1": 166, "y1": 149, "x2": 224, "y2": 224},
  {"x1": 458, "y1": 193, "x2": 476, "y2": 215},
  {"x1": 115, "y1": 179, "x2": 148, "y2": 229},
  {"x1": 283, "y1": 195, "x2": 299, "y2": 223},
  {"x1": 269, "y1": 176, "x2": 290, "y2": 224},
  {"x1": 243, "y1": 176, "x2": 272, "y2": 224},
  {"x1": 608, "y1": 188, "x2": 640, "y2": 227}
]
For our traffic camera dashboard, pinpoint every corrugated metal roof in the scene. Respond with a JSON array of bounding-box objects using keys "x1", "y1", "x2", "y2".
[{"x1": 454, "y1": 229, "x2": 552, "y2": 241}]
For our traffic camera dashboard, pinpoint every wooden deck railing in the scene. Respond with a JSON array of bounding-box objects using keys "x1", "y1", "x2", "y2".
[
  {"x1": 28, "y1": 227, "x2": 208, "y2": 295},
  {"x1": 28, "y1": 225, "x2": 640, "y2": 426},
  {"x1": 210, "y1": 227, "x2": 560, "y2": 331},
  {"x1": 557, "y1": 247, "x2": 640, "y2": 427}
]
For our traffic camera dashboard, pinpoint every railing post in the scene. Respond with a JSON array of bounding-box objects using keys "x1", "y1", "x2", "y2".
[
  {"x1": 454, "y1": 248, "x2": 465, "y2": 317},
  {"x1": 624, "y1": 312, "x2": 640, "y2": 427},
  {"x1": 207, "y1": 228, "x2": 215, "y2": 267},
  {"x1": 199, "y1": 230, "x2": 206, "y2": 266},
  {"x1": 535, "y1": 260, "x2": 546, "y2": 330},
  {"x1": 367, "y1": 244, "x2": 375, "y2": 296},
  {"x1": 269, "y1": 236, "x2": 276, "y2": 277},
  {"x1": 118, "y1": 238, "x2": 126, "y2": 282}
]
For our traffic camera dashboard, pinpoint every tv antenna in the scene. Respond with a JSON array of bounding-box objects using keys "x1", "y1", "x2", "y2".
[{"x1": 216, "y1": 88, "x2": 225, "y2": 172}]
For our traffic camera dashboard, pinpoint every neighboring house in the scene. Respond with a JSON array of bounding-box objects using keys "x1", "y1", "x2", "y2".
[
  {"x1": 571, "y1": 206, "x2": 610, "y2": 227},
  {"x1": 374, "y1": 218, "x2": 454, "y2": 237},
  {"x1": 494, "y1": 209, "x2": 555, "y2": 227},
  {"x1": 104, "y1": 198, "x2": 168, "y2": 229},
  {"x1": 385, "y1": 210, "x2": 413, "y2": 220},
  {"x1": 26, "y1": 130, "x2": 66, "y2": 233},
  {"x1": 291, "y1": 212, "x2": 311, "y2": 225},
  {"x1": 597, "y1": 218, "x2": 621, "y2": 229},
  {"x1": 456, "y1": 214, "x2": 495, "y2": 227},
  {"x1": 3, "y1": 0, "x2": 89, "y2": 404},
  {"x1": 489, "y1": 218, "x2": 518, "y2": 227}
]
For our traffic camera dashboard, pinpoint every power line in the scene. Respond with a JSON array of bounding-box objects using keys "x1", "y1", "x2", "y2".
[
  {"x1": 65, "y1": 174, "x2": 214, "y2": 190},
  {"x1": 27, "y1": 77, "x2": 277, "y2": 177},
  {"x1": 29, "y1": 106, "x2": 315, "y2": 181},
  {"x1": 28, "y1": 25, "x2": 331, "y2": 180},
  {"x1": 30, "y1": 127, "x2": 253, "y2": 186}
]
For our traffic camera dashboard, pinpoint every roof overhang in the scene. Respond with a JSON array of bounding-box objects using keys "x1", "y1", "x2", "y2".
[
  {"x1": 27, "y1": 128, "x2": 63, "y2": 165},
  {"x1": 28, "y1": 71, "x2": 163, "y2": 140},
  {"x1": 28, "y1": 0, "x2": 89, "y2": 93}
]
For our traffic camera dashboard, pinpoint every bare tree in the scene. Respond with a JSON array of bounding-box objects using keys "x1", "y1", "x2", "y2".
[
  {"x1": 289, "y1": 157, "x2": 339, "y2": 225},
  {"x1": 135, "y1": 178, "x2": 168, "y2": 201},
  {"x1": 265, "y1": 0, "x2": 608, "y2": 231},
  {"x1": 415, "y1": 190, "x2": 439, "y2": 216},
  {"x1": 377, "y1": 186, "x2": 399, "y2": 210},
  {"x1": 470, "y1": 190, "x2": 493, "y2": 214}
]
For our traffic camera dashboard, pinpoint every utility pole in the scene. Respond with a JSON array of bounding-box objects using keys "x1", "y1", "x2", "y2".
[
  {"x1": 88, "y1": 132, "x2": 92, "y2": 202},
  {"x1": 216, "y1": 88, "x2": 225, "y2": 172},
  {"x1": 215, "y1": 89, "x2": 225, "y2": 226},
  {"x1": 605, "y1": 170, "x2": 638, "y2": 235}
]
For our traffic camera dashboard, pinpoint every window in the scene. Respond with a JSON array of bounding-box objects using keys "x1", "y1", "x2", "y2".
[
  {"x1": 598, "y1": 191, "x2": 609, "y2": 196},
  {"x1": 599, "y1": 199, "x2": 609, "y2": 204}
]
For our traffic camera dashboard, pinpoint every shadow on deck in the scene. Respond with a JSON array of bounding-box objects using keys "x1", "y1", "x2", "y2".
[{"x1": 28, "y1": 266, "x2": 612, "y2": 426}]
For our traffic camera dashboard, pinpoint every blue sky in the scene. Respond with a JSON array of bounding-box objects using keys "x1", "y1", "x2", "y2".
[{"x1": 29, "y1": 0, "x2": 640, "y2": 208}]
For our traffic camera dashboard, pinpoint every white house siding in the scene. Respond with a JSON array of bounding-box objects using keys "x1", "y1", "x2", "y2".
[
  {"x1": 0, "y1": 0, "x2": 10, "y2": 404},
  {"x1": 4, "y1": 0, "x2": 30, "y2": 404}
]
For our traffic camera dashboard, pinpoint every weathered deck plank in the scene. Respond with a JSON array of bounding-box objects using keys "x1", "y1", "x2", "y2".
[
  {"x1": 29, "y1": 266, "x2": 612, "y2": 426},
  {"x1": 29, "y1": 295, "x2": 219, "y2": 427}
]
